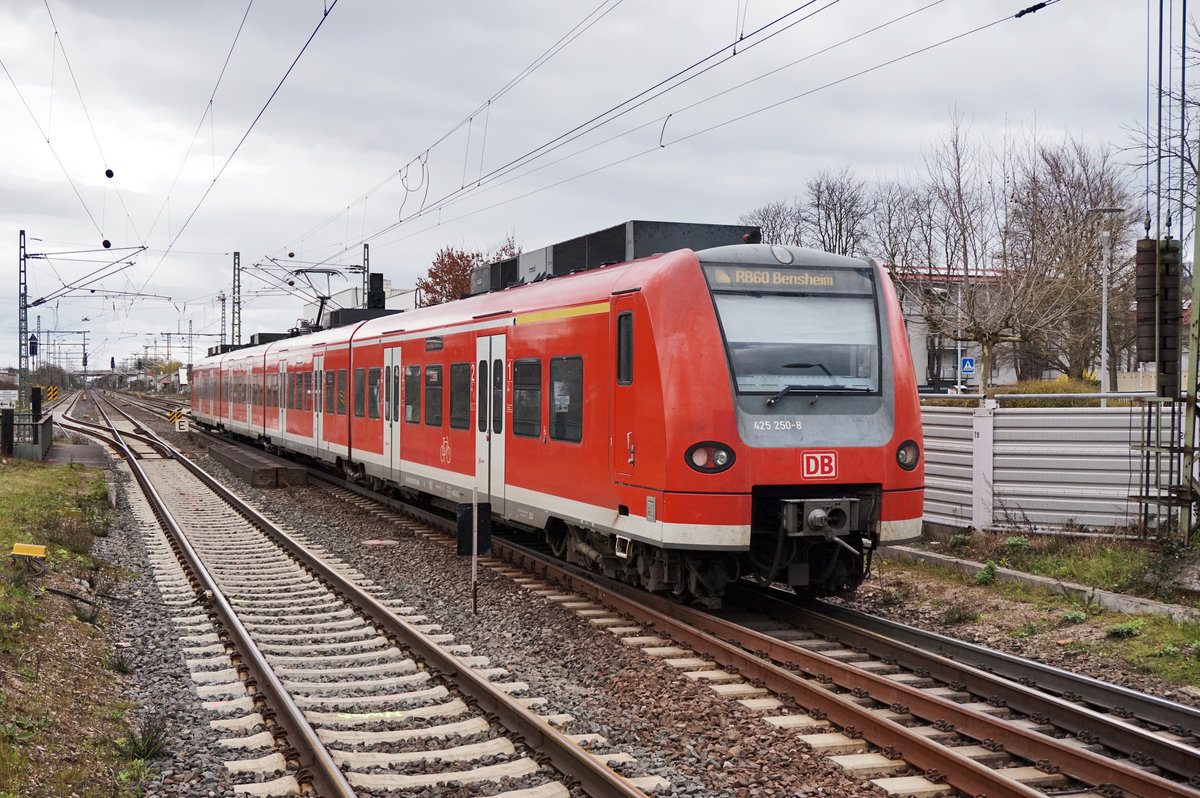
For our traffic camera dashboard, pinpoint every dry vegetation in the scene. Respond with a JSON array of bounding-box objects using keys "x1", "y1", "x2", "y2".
[{"x1": 0, "y1": 459, "x2": 152, "y2": 798}]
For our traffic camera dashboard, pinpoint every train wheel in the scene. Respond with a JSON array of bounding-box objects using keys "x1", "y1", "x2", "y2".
[{"x1": 545, "y1": 521, "x2": 569, "y2": 559}]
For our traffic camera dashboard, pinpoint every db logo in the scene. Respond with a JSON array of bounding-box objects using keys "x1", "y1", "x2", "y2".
[{"x1": 802, "y1": 451, "x2": 837, "y2": 480}]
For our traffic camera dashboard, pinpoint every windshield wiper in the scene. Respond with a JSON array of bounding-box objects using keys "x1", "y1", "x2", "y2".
[
  {"x1": 766, "y1": 384, "x2": 805, "y2": 407},
  {"x1": 765, "y1": 383, "x2": 871, "y2": 407},
  {"x1": 766, "y1": 363, "x2": 831, "y2": 407}
]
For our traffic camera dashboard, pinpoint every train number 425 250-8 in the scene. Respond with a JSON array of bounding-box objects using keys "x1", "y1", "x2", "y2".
[{"x1": 753, "y1": 419, "x2": 801, "y2": 431}]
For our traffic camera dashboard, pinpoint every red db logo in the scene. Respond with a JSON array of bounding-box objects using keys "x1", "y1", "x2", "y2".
[{"x1": 802, "y1": 451, "x2": 837, "y2": 480}]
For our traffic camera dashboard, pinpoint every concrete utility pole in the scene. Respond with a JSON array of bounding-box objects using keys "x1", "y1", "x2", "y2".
[{"x1": 217, "y1": 291, "x2": 226, "y2": 348}]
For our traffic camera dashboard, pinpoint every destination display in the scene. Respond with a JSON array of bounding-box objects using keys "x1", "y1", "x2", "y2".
[{"x1": 703, "y1": 263, "x2": 873, "y2": 295}]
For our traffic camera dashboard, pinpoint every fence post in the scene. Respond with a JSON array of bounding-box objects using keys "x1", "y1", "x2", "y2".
[
  {"x1": 1, "y1": 409, "x2": 12, "y2": 457},
  {"x1": 972, "y1": 401, "x2": 995, "y2": 531}
]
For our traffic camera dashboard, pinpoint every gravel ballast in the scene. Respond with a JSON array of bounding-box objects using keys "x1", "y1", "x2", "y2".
[
  {"x1": 85, "y1": 403, "x2": 1200, "y2": 796},
  {"x1": 93, "y1": 418, "x2": 886, "y2": 797}
]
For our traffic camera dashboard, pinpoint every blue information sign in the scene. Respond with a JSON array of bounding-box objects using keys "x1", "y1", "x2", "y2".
[{"x1": 960, "y1": 357, "x2": 975, "y2": 374}]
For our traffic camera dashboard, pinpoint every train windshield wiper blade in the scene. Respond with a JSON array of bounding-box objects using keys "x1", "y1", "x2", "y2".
[
  {"x1": 765, "y1": 383, "x2": 870, "y2": 406},
  {"x1": 765, "y1": 384, "x2": 805, "y2": 407},
  {"x1": 766, "y1": 363, "x2": 834, "y2": 407}
]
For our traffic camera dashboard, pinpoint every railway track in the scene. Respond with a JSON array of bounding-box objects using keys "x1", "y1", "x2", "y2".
[
  {"x1": 295, "y1": 454, "x2": 1200, "y2": 798},
  {"x1": 64, "y1": 393, "x2": 659, "y2": 797},
  {"x1": 97, "y1": 395, "x2": 1200, "y2": 796}
]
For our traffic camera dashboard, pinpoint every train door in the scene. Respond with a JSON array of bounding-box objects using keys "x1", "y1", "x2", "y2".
[
  {"x1": 611, "y1": 294, "x2": 639, "y2": 482},
  {"x1": 384, "y1": 346, "x2": 401, "y2": 473},
  {"x1": 475, "y1": 334, "x2": 506, "y2": 513},
  {"x1": 313, "y1": 353, "x2": 324, "y2": 450}
]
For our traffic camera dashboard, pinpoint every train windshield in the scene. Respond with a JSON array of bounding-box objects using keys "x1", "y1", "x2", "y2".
[{"x1": 703, "y1": 263, "x2": 881, "y2": 397}]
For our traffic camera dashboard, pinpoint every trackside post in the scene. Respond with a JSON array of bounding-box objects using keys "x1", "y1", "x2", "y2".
[{"x1": 457, "y1": 490, "x2": 492, "y2": 614}]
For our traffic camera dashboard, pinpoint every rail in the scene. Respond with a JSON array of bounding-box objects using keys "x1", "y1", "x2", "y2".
[
  {"x1": 68, "y1": 395, "x2": 357, "y2": 797},
  {"x1": 99, "y1": 394, "x2": 647, "y2": 798}
]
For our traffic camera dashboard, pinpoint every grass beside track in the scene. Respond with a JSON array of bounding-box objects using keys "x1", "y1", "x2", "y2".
[
  {"x1": 0, "y1": 458, "x2": 152, "y2": 798},
  {"x1": 939, "y1": 530, "x2": 1196, "y2": 604},
  {"x1": 870, "y1": 549, "x2": 1200, "y2": 689}
]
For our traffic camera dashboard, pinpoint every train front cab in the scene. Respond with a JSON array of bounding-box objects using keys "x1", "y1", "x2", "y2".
[{"x1": 690, "y1": 244, "x2": 924, "y2": 596}]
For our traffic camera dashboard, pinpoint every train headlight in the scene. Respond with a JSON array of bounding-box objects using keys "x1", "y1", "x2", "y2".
[
  {"x1": 896, "y1": 440, "x2": 920, "y2": 471},
  {"x1": 685, "y1": 442, "x2": 735, "y2": 473}
]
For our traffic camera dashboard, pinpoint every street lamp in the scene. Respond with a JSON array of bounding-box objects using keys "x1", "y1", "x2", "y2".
[{"x1": 1088, "y1": 207, "x2": 1123, "y2": 407}]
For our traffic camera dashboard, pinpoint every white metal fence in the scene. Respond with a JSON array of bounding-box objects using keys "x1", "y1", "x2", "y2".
[{"x1": 921, "y1": 403, "x2": 1174, "y2": 533}]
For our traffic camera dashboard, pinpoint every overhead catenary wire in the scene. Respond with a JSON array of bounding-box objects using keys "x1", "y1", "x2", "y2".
[
  {"x1": 287, "y1": 0, "x2": 842, "y2": 269},
  {"x1": 280, "y1": 0, "x2": 628, "y2": 257},
  {"x1": 138, "y1": 0, "x2": 339, "y2": 293},
  {"x1": 423, "y1": 0, "x2": 946, "y2": 222},
  {"x1": 0, "y1": 56, "x2": 104, "y2": 236},
  {"x1": 41, "y1": 0, "x2": 143, "y2": 243},
  {"x1": 142, "y1": 1, "x2": 256, "y2": 247},
  {"x1": 669, "y1": 2, "x2": 1062, "y2": 147},
  {"x1": 360, "y1": 0, "x2": 1069, "y2": 256},
  {"x1": 312, "y1": 0, "x2": 938, "y2": 259}
]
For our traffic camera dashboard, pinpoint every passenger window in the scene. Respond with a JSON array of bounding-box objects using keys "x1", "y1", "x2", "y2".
[
  {"x1": 492, "y1": 358, "x2": 504, "y2": 434},
  {"x1": 404, "y1": 365, "x2": 421, "y2": 423},
  {"x1": 513, "y1": 359, "x2": 541, "y2": 438},
  {"x1": 425, "y1": 365, "x2": 443, "y2": 426},
  {"x1": 477, "y1": 360, "x2": 488, "y2": 432},
  {"x1": 449, "y1": 362, "x2": 470, "y2": 430},
  {"x1": 287, "y1": 372, "x2": 296, "y2": 410},
  {"x1": 304, "y1": 371, "x2": 312, "y2": 411},
  {"x1": 549, "y1": 356, "x2": 583, "y2": 442},
  {"x1": 354, "y1": 367, "x2": 366, "y2": 418},
  {"x1": 325, "y1": 371, "x2": 336, "y2": 414},
  {"x1": 617, "y1": 312, "x2": 633, "y2": 385},
  {"x1": 336, "y1": 369, "x2": 348, "y2": 415},
  {"x1": 392, "y1": 366, "x2": 400, "y2": 422},
  {"x1": 368, "y1": 367, "x2": 381, "y2": 419},
  {"x1": 384, "y1": 365, "x2": 391, "y2": 420}
]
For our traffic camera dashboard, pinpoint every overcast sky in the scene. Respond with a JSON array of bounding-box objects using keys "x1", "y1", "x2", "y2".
[{"x1": 0, "y1": 0, "x2": 1167, "y2": 370}]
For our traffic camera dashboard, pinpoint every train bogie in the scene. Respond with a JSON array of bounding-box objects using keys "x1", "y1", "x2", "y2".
[{"x1": 192, "y1": 224, "x2": 923, "y2": 606}]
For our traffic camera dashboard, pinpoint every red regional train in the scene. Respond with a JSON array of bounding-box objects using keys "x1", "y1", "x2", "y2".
[{"x1": 191, "y1": 221, "x2": 923, "y2": 605}]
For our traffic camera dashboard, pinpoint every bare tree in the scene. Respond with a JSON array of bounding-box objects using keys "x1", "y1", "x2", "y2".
[
  {"x1": 868, "y1": 178, "x2": 923, "y2": 267},
  {"x1": 893, "y1": 115, "x2": 1075, "y2": 393},
  {"x1": 740, "y1": 118, "x2": 1139, "y2": 393},
  {"x1": 803, "y1": 166, "x2": 872, "y2": 256},
  {"x1": 738, "y1": 198, "x2": 804, "y2": 245},
  {"x1": 1003, "y1": 137, "x2": 1138, "y2": 381}
]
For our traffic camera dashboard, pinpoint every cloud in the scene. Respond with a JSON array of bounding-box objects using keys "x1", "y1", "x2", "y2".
[{"x1": 0, "y1": 0, "x2": 1158, "y2": 367}]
